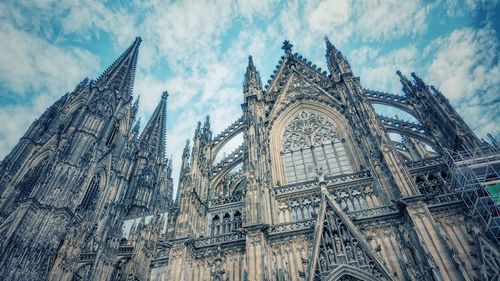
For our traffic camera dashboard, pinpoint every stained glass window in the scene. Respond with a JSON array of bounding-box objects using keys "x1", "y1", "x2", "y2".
[{"x1": 282, "y1": 110, "x2": 352, "y2": 184}]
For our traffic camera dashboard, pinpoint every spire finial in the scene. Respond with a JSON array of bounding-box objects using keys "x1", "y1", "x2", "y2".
[
  {"x1": 324, "y1": 36, "x2": 334, "y2": 50},
  {"x1": 396, "y1": 71, "x2": 414, "y2": 96},
  {"x1": 248, "y1": 55, "x2": 254, "y2": 67},
  {"x1": 162, "y1": 91, "x2": 169, "y2": 100},
  {"x1": 325, "y1": 37, "x2": 351, "y2": 79},
  {"x1": 282, "y1": 40, "x2": 293, "y2": 55}
]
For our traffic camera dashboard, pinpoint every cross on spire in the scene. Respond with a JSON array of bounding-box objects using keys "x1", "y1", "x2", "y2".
[{"x1": 282, "y1": 40, "x2": 293, "y2": 55}]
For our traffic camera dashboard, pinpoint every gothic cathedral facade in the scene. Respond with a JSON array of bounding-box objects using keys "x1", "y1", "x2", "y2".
[{"x1": 0, "y1": 37, "x2": 498, "y2": 281}]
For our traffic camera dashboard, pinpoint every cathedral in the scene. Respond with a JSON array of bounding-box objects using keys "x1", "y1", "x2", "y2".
[{"x1": 0, "y1": 37, "x2": 498, "y2": 281}]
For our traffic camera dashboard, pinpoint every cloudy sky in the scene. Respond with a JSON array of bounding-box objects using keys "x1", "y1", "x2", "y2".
[{"x1": 0, "y1": 0, "x2": 499, "y2": 189}]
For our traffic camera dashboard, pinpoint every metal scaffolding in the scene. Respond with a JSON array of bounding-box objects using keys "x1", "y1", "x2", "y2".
[{"x1": 444, "y1": 141, "x2": 500, "y2": 245}]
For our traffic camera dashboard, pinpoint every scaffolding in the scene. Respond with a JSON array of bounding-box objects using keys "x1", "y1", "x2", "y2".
[{"x1": 444, "y1": 141, "x2": 500, "y2": 245}]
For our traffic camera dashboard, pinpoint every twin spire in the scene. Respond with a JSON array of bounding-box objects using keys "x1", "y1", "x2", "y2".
[
  {"x1": 101, "y1": 36, "x2": 350, "y2": 159},
  {"x1": 138, "y1": 91, "x2": 168, "y2": 159},
  {"x1": 98, "y1": 37, "x2": 168, "y2": 160},
  {"x1": 96, "y1": 37, "x2": 142, "y2": 98}
]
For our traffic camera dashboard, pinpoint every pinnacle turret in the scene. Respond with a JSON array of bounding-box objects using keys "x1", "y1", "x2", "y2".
[
  {"x1": 325, "y1": 36, "x2": 352, "y2": 80},
  {"x1": 138, "y1": 91, "x2": 168, "y2": 159},
  {"x1": 95, "y1": 37, "x2": 142, "y2": 99},
  {"x1": 396, "y1": 70, "x2": 413, "y2": 96},
  {"x1": 243, "y1": 56, "x2": 263, "y2": 98},
  {"x1": 131, "y1": 95, "x2": 140, "y2": 121}
]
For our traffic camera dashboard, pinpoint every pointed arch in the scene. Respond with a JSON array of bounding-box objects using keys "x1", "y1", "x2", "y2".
[
  {"x1": 13, "y1": 153, "x2": 51, "y2": 202},
  {"x1": 79, "y1": 171, "x2": 107, "y2": 211},
  {"x1": 269, "y1": 101, "x2": 363, "y2": 185}
]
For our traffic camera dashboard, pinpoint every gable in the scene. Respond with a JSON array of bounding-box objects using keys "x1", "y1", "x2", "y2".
[
  {"x1": 305, "y1": 192, "x2": 395, "y2": 281},
  {"x1": 267, "y1": 71, "x2": 342, "y2": 126}
]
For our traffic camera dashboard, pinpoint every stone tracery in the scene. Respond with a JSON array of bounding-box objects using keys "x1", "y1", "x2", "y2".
[{"x1": 282, "y1": 110, "x2": 352, "y2": 184}]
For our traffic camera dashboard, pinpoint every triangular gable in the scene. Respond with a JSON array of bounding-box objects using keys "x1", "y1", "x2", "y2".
[
  {"x1": 265, "y1": 53, "x2": 330, "y2": 100},
  {"x1": 305, "y1": 192, "x2": 395, "y2": 281},
  {"x1": 475, "y1": 232, "x2": 500, "y2": 281},
  {"x1": 267, "y1": 71, "x2": 342, "y2": 123}
]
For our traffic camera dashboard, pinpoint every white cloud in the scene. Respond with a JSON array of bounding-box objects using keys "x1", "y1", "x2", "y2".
[
  {"x1": 0, "y1": 25, "x2": 100, "y2": 95},
  {"x1": 351, "y1": 45, "x2": 419, "y2": 93},
  {"x1": 354, "y1": 0, "x2": 429, "y2": 40},
  {"x1": 308, "y1": 0, "x2": 352, "y2": 32},
  {"x1": 424, "y1": 26, "x2": 500, "y2": 137},
  {"x1": 0, "y1": 0, "x2": 497, "y2": 195}
]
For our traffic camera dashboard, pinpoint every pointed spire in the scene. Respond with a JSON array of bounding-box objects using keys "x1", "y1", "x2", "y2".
[
  {"x1": 203, "y1": 115, "x2": 210, "y2": 130},
  {"x1": 325, "y1": 36, "x2": 334, "y2": 51},
  {"x1": 396, "y1": 70, "x2": 414, "y2": 96},
  {"x1": 131, "y1": 118, "x2": 141, "y2": 139},
  {"x1": 138, "y1": 91, "x2": 168, "y2": 159},
  {"x1": 194, "y1": 121, "x2": 202, "y2": 138},
  {"x1": 411, "y1": 72, "x2": 428, "y2": 90},
  {"x1": 324, "y1": 36, "x2": 352, "y2": 80},
  {"x1": 131, "y1": 95, "x2": 140, "y2": 121},
  {"x1": 168, "y1": 155, "x2": 173, "y2": 170},
  {"x1": 182, "y1": 139, "x2": 190, "y2": 159},
  {"x1": 243, "y1": 55, "x2": 263, "y2": 97},
  {"x1": 96, "y1": 37, "x2": 142, "y2": 98}
]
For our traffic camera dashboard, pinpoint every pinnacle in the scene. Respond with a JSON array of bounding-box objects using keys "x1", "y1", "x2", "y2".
[
  {"x1": 138, "y1": 91, "x2": 168, "y2": 158},
  {"x1": 243, "y1": 54, "x2": 262, "y2": 94},
  {"x1": 281, "y1": 40, "x2": 293, "y2": 55},
  {"x1": 324, "y1": 36, "x2": 334, "y2": 50},
  {"x1": 248, "y1": 55, "x2": 254, "y2": 68}
]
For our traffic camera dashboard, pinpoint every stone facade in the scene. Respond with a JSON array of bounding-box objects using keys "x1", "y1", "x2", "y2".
[{"x1": 0, "y1": 37, "x2": 498, "y2": 281}]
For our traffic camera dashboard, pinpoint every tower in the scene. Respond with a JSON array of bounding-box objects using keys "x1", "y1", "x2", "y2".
[{"x1": 0, "y1": 38, "x2": 173, "y2": 281}]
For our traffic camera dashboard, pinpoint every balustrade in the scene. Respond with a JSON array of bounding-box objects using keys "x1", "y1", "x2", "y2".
[{"x1": 194, "y1": 231, "x2": 245, "y2": 248}]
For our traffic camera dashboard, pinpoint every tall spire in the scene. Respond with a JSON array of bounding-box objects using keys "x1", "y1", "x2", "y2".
[
  {"x1": 324, "y1": 36, "x2": 352, "y2": 80},
  {"x1": 138, "y1": 91, "x2": 168, "y2": 159},
  {"x1": 95, "y1": 37, "x2": 142, "y2": 98},
  {"x1": 243, "y1": 55, "x2": 263, "y2": 98}
]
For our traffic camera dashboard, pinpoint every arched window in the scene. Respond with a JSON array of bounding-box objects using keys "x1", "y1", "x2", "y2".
[
  {"x1": 80, "y1": 175, "x2": 101, "y2": 210},
  {"x1": 233, "y1": 211, "x2": 242, "y2": 230},
  {"x1": 222, "y1": 213, "x2": 231, "y2": 233},
  {"x1": 15, "y1": 159, "x2": 49, "y2": 201},
  {"x1": 282, "y1": 110, "x2": 352, "y2": 184},
  {"x1": 106, "y1": 120, "x2": 119, "y2": 147},
  {"x1": 211, "y1": 215, "x2": 220, "y2": 236}
]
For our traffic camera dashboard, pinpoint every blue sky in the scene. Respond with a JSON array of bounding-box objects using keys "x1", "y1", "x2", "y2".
[{"x1": 0, "y1": 0, "x2": 499, "y2": 186}]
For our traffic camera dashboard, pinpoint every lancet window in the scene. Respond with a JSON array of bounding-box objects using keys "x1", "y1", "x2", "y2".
[
  {"x1": 209, "y1": 211, "x2": 243, "y2": 236},
  {"x1": 106, "y1": 120, "x2": 119, "y2": 147},
  {"x1": 80, "y1": 175, "x2": 101, "y2": 210},
  {"x1": 282, "y1": 110, "x2": 352, "y2": 184},
  {"x1": 15, "y1": 159, "x2": 49, "y2": 201}
]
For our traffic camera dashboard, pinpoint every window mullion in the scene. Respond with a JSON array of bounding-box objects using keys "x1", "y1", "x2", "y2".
[{"x1": 321, "y1": 144, "x2": 332, "y2": 175}]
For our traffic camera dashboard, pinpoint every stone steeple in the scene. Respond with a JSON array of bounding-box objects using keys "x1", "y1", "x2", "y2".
[
  {"x1": 95, "y1": 37, "x2": 142, "y2": 99},
  {"x1": 243, "y1": 55, "x2": 263, "y2": 99},
  {"x1": 138, "y1": 91, "x2": 168, "y2": 160},
  {"x1": 325, "y1": 36, "x2": 352, "y2": 80}
]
